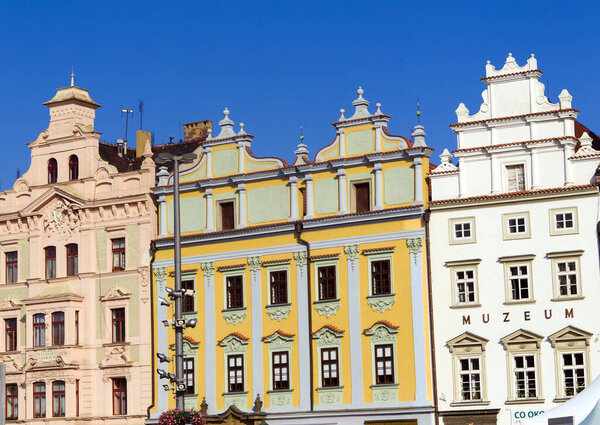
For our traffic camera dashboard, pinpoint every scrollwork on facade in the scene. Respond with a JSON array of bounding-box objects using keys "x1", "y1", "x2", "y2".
[
  {"x1": 344, "y1": 244, "x2": 359, "y2": 270},
  {"x1": 222, "y1": 309, "x2": 247, "y2": 325},
  {"x1": 406, "y1": 238, "x2": 422, "y2": 264},
  {"x1": 247, "y1": 256, "x2": 261, "y2": 278},
  {"x1": 153, "y1": 267, "x2": 167, "y2": 281},
  {"x1": 366, "y1": 295, "x2": 396, "y2": 312},
  {"x1": 265, "y1": 305, "x2": 292, "y2": 322},
  {"x1": 313, "y1": 300, "x2": 341, "y2": 318},
  {"x1": 201, "y1": 261, "x2": 215, "y2": 277},
  {"x1": 42, "y1": 201, "x2": 81, "y2": 239}
]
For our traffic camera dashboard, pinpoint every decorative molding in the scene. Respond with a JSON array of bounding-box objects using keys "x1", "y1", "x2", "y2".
[
  {"x1": 247, "y1": 256, "x2": 261, "y2": 271},
  {"x1": 265, "y1": 304, "x2": 291, "y2": 322},
  {"x1": 313, "y1": 300, "x2": 341, "y2": 318},
  {"x1": 218, "y1": 334, "x2": 249, "y2": 353},
  {"x1": 344, "y1": 244, "x2": 359, "y2": 271},
  {"x1": 100, "y1": 287, "x2": 132, "y2": 302},
  {"x1": 317, "y1": 387, "x2": 343, "y2": 405},
  {"x1": 223, "y1": 393, "x2": 247, "y2": 410},
  {"x1": 364, "y1": 322, "x2": 399, "y2": 342},
  {"x1": 407, "y1": 238, "x2": 422, "y2": 264},
  {"x1": 263, "y1": 331, "x2": 294, "y2": 350},
  {"x1": 153, "y1": 267, "x2": 167, "y2": 281},
  {"x1": 312, "y1": 326, "x2": 344, "y2": 347},
  {"x1": 367, "y1": 295, "x2": 396, "y2": 312},
  {"x1": 201, "y1": 261, "x2": 215, "y2": 277},
  {"x1": 293, "y1": 251, "x2": 307, "y2": 266},
  {"x1": 269, "y1": 390, "x2": 293, "y2": 407},
  {"x1": 372, "y1": 384, "x2": 399, "y2": 402},
  {"x1": 222, "y1": 308, "x2": 247, "y2": 325}
]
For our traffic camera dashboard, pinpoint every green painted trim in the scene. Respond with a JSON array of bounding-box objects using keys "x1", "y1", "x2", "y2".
[
  {"x1": 346, "y1": 129, "x2": 374, "y2": 156},
  {"x1": 212, "y1": 148, "x2": 237, "y2": 176},
  {"x1": 384, "y1": 167, "x2": 414, "y2": 205},
  {"x1": 315, "y1": 179, "x2": 338, "y2": 214},
  {"x1": 247, "y1": 186, "x2": 290, "y2": 224}
]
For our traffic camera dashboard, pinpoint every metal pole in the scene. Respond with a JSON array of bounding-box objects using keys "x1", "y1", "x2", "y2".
[
  {"x1": 173, "y1": 157, "x2": 184, "y2": 410},
  {"x1": 0, "y1": 363, "x2": 6, "y2": 424}
]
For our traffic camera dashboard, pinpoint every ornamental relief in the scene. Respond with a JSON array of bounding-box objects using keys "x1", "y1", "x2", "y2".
[
  {"x1": 372, "y1": 385, "x2": 398, "y2": 402},
  {"x1": 313, "y1": 300, "x2": 341, "y2": 318},
  {"x1": 265, "y1": 305, "x2": 291, "y2": 321},
  {"x1": 270, "y1": 391, "x2": 293, "y2": 407},
  {"x1": 42, "y1": 201, "x2": 80, "y2": 240},
  {"x1": 318, "y1": 388, "x2": 342, "y2": 405},
  {"x1": 367, "y1": 295, "x2": 395, "y2": 312},
  {"x1": 100, "y1": 345, "x2": 130, "y2": 368},
  {"x1": 222, "y1": 309, "x2": 247, "y2": 325}
]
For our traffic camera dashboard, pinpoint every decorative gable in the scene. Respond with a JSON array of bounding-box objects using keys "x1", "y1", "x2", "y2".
[
  {"x1": 447, "y1": 331, "x2": 488, "y2": 353},
  {"x1": 100, "y1": 287, "x2": 131, "y2": 302},
  {"x1": 549, "y1": 325, "x2": 593, "y2": 348},
  {"x1": 218, "y1": 333, "x2": 250, "y2": 353},
  {"x1": 312, "y1": 325, "x2": 344, "y2": 347},
  {"x1": 364, "y1": 321, "x2": 399, "y2": 343},
  {"x1": 500, "y1": 329, "x2": 543, "y2": 350},
  {"x1": 0, "y1": 298, "x2": 22, "y2": 311}
]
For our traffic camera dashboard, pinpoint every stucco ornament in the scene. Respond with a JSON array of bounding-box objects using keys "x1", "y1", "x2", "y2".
[
  {"x1": 219, "y1": 334, "x2": 249, "y2": 353},
  {"x1": 247, "y1": 256, "x2": 261, "y2": 278},
  {"x1": 201, "y1": 261, "x2": 215, "y2": 277},
  {"x1": 153, "y1": 267, "x2": 167, "y2": 281},
  {"x1": 222, "y1": 308, "x2": 247, "y2": 325},
  {"x1": 265, "y1": 304, "x2": 291, "y2": 321},
  {"x1": 372, "y1": 385, "x2": 399, "y2": 402},
  {"x1": 344, "y1": 244, "x2": 359, "y2": 270},
  {"x1": 270, "y1": 391, "x2": 293, "y2": 407},
  {"x1": 367, "y1": 295, "x2": 396, "y2": 312},
  {"x1": 313, "y1": 300, "x2": 341, "y2": 318},
  {"x1": 406, "y1": 238, "x2": 422, "y2": 264},
  {"x1": 42, "y1": 201, "x2": 80, "y2": 239}
]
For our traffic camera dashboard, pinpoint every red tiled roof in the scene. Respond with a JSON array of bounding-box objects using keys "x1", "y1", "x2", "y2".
[
  {"x1": 312, "y1": 325, "x2": 345, "y2": 336},
  {"x1": 361, "y1": 246, "x2": 395, "y2": 254},
  {"x1": 183, "y1": 335, "x2": 201, "y2": 344},
  {"x1": 216, "y1": 263, "x2": 246, "y2": 272},
  {"x1": 168, "y1": 268, "x2": 198, "y2": 276},
  {"x1": 453, "y1": 136, "x2": 573, "y2": 153},
  {"x1": 480, "y1": 69, "x2": 542, "y2": 82},
  {"x1": 331, "y1": 114, "x2": 391, "y2": 126},
  {"x1": 364, "y1": 320, "x2": 400, "y2": 332},
  {"x1": 218, "y1": 332, "x2": 250, "y2": 344},
  {"x1": 430, "y1": 184, "x2": 598, "y2": 205},
  {"x1": 429, "y1": 168, "x2": 459, "y2": 176},
  {"x1": 450, "y1": 108, "x2": 579, "y2": 128},
  {"x1": 261, "y1": 259, "x2": 292, "y2": 266},
  {"x1": 262, "y1": 330, "x2": 295, "y2": 341},
  {"x1": 308, "y1": 253, "x2": 340, "y2": 260},
  {"x1": 575, "y1": 121, "x2": 600, "y2": 151}
]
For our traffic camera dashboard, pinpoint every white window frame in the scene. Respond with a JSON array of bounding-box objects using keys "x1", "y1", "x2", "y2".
[
  {"x1": 218, "y1": 333, "x2": 249, "y2": 409},
  {"x1": 312, "y1": 327, "x2": 344, "y2": 406},
  {"x1": 502, "y1": 212, "x2": 531, "y2": 240},
  {"x1": 447, "y1": 259, "x2": 481, "y2": 308},
  {"x1": 263, "y1": 331, "x2": 294, "y2": 408},
  {"x1": 311, "y1": 256, "x2": 341, "y2": 318},
  {"x1": 504, "y1": 162, "x2": 527, "y2": 192},
  {"x1": 549, "y1": 207, "x2": 579, "y2": 236},
  {"x1": 448, "y1": 217, "x2": 476, "y2": 245},
  {"x1": 181, "y1": 270, "x2": 198, "y2": 315},
  {"x1": 500, "y1": 255, "x2": 535, "y2": 304},
  {"x1": 548, "y1": 251, "x2": 584, "y2": 301},
  {"x1": 447, "y1": 332, "x2": 488, "y2": 405},
  {"x1": 549, "y1": 326, "x2": 592, "y2": 401},
  {"x1": 500, "y1": 329, "x2": 543, "y2": 403}
]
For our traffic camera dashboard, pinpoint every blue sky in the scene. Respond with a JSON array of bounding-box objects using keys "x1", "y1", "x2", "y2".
[{"x1": 0, "y1": 1, "x2": 599, "y2": 190}]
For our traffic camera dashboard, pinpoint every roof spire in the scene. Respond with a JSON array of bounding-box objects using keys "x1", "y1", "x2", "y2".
[
  {"x1": 416, "y1": 96, "x2": 421, "y2": 125},
  {"x1": 299, "y1": 124, "x2": 304, "y2": 141},
  {"x1": 71, "y1": 66, "x2": 75, "y2": 87}
]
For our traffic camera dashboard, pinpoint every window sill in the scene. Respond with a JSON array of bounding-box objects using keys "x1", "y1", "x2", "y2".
[
  {"x1": 449, "y1": 239, "x2": 477, "y2": 246},
  {"x1": 503, "y1": 234, "x2": 532, "y2": 241},
  {"x1": 0, "y1": 350, "x2": 22, "y2": 355},
  {"x1": 316, "y1": 386, "x2": 344, "y2": 391},
  {"x1": 551, "y1": 296, "x2": 585, "y2": 302},
  {"x1": 366, "y1": 294, "x2": 395, "y2": 312},
  {"x1": 370, "y1": 383, "x2": 399, "y2": 403},
  {"x1": 313, "y1": 299, "x2": 341, "y2": 318},
  {"x1": 222, "y1": 308, "x2": 247, "y2": 325},
  {"x1": 102, "y1": 342, "x2": 130, "y2": 348},
  {"x1": 503, "y1": 300, "x2": 536, "y2": 305},
  {"x1": 183, "y1": 393, "x2": 198, "y2": 397},
  {"x1": 553, "y1": 397, "x2": 572, "y2": 403},
  {"x1": 450, "y1": 303, "x2": 482, "y2": 309},
  {"x1": 449, "y1": 400, "x2": 490, "y2": 407},
  {"x1": 370, "y1": 383, "x2": 399, "y2": 389},
  {"x1": 505, "y1": 398, "x2": 545, "y2": 405},
  {"x1": 265, "y1": 304, "x2": 291, "y2": 322},
  {"x1": 222, "y1": 391, "x2": 248, "y2": 396},
  {"x1": 267, "y1": 388, "x2": 294, "y2": 394}
]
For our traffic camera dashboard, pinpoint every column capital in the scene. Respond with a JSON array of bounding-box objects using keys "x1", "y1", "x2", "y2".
[
  {"x1": 303, "y1": 173, "x2": 313, "y2": 181},
  {"x1": 204, "y1": 188, "x2": 213, "y2": 196},
  {"x1": 204, "y1": 146, "x2": 212, "y2": 153},
  {"x1": 288, "y1": 176, "x2": 298, "y2": 184},
  {"x1": 153, "y1": 266, "x2": 167, "y2": 281},
  {"x1": 336, "y1": 168, "x2": 347, "y2": 177},
  {"x1": 201, "y1": 261, "x2": 215, "y2": 277},
  {"x1": 237, "y1": 183, "x2": 247, "y2": 192},
  {"x1": 373, "y1": 162, "x2": 383, "y2": 171},
  {"x1": 412, "y1": 157, "x2": 423, "y2": 166}
]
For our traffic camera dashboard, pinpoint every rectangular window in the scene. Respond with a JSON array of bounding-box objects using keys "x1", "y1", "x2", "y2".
[
  {"x1": 556, "y1": 212, "x2": 574, "y2": 230},
  {"x1": 506, "y1": 164, "x2": 525, "y2": 192},
  {"x1": 371, "y1": 260, "x2": 391, "y2": 295},
  {"x1": 318, "y1": 265, "x2": 336, "y2": 301},
  {"x1": 112, "y1": 238, "x2": 125, "y2": 271},
  {"x1": 449, "y1": 217, "x2": 476, "y2": 245},
  {"x1": 454, "y1": 222, "x2": 471, "y2": 239},
  {"x1": 353, "y1": 182, "x2": 370, "y2": 213},
  {"x1": 5, "y1": 318, "x2": 17, "y2": 352},
  {"x1": 299, "y1": 187, "x2": 307, "y2": 217},
  {"x1": 556, "y1": 260, "x2": 579, "y2": 297},
  {"x1": 52, "y1": 381, "x2": 65, "y2": 417},
  {"x1": 184, "y1": 357, "x2": 195, "y2": 394},
  {"x1": 75, "y1": 379, "x2": 79, "y2": 417},
  {"x1": 112, "y1": 378, "x2": 127, "y2": 415},
  {"x1": 220, "y1": 202, "x2": 235, "y2": 230},
  {"x1": 33, "y1": 382, "x2": 46, "y2": 418},
  {"x1": 75, "y1": 311, "x2": 79, "y2": 345},
  {"x1": 550, "y1": 207, "x2": 579, "y2": 236},
  {"x1": 563, "y1": 352, "x2": 586, "y2": 397},
  {"x1": 112, "y1": 308, "x2": 125, "y2": 343},
  {"x1": 508, "y1": 217, "x2": 527, "y2": 234},
  {"x1": 272, "y1": 351, "x2": 290, "y2": 390},
  {"x1": 6, "y1": 252, "x2": 17, "y2": 283},
  {"x1": 66, "y1": 244, "x2": 78, "y2": 276},
  {"x1": 375, "y1": 344, "x2": 395, "y2": 384},
  {"x1": 182, "y1": 280, "x2": 195, "y2": 313},
  {"x1": 6, "y1": 383, "x2": 17, "y2": 420},
  {"x1": 227, "y1": 354, "x2": 244, "y2": 392},
  {"x1": 33, "y1": 313, "x2": 45, "y2": 347},
  {"x1": 52, "y1": 312, "x2": 64, "y2": 346},
  {"x1": 45, "y1": 246, "x2": 56, "y2": 279},
  {"x1": 270, "y1": 270, "x2": 288, "y2": 305},
  {"x1": 502, "y1": 212, "x2": 531, "y2": 240},
  {"x1": 226, "y1": 275, "x2": 243, "y2": 309},
  {"x1": 321, "y1": 347, "x2": 340, "y2": 387},
  {"x1": 508, "y1": 264, "x2": 531, "y2": 301},
  {"x1": 459, "y1": 357, "x2": 482, "y2": 401},
  {"x1": 455, "y1": 269, "x2": 477, "y2": 305},
  {"x1": 514, "y1": 355, "x2": 537, "y2": 399}
]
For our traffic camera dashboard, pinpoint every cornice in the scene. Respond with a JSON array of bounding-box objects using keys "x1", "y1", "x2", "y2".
[
  {"x1": 453, "y1": 136, "x2": 576, "y2": 155},
  {"x1": 450, "y1": 109, "x2": 579, "y2": 129}
]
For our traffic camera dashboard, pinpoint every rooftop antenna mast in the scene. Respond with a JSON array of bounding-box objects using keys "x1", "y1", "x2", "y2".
[
  {"x1": 139, "y1": 100, "x2": 144, "y2": 130},
  {"x1": 416, "y1": 96, "x2": 422, "y2": 125},
  {"x1": 300, "y1": 124, "x2": 304, "y2": 141},
  {"x1": 121, "y1": 106, "x2": 134, "y2": 150}
]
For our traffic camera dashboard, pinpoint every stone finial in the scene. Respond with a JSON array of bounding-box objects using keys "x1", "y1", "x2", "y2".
[
  {"x1": 156, "y1": 166, "x2": 169, "y2": 186},
  {"x1": 527, "y1": 53, "x2": 538, "y2": 70},
  {"x1": 141, "y1": 138, "x2": 154, "y2": 168},
  {"x1": 411, "y1": 125, "x2": 427, "y2": 147},
  {"x1": 455, "y1": 103, "x2": 470, "y2": 122},
  {"x1": 571, "y1": 132, "x2": 600, "y2": 159},
  {"x1": 580, "y1": 132, "x2": 593, "y2": 148},
  {"x1": 200, "y1": 397, "x2": 208, "y2": 414},
  {"x1": 215, "y1": 107, "x2": 236, "y2": 138},
  {"x1": 238, "y1": 122, "x2": 246, "y2": 135},
  {"x1": 351, "y1": 86, "x2": 370, "y2": 118},
  {"x1": 440, "y1": 148, "x2": 452, "y2": 164},
  {"x1": 375, "y1": 102, "x2": 383, "y2": 115},
  {"x1": 253, "y1": 394, "x2": 263, "y2": 412},
  {"x1": 559, "y1": 89, "x2": 573, "y2": 109},
  {"x1": 432, "y1": 149, "x2": 458, "y2": 174},
  {"x1": 339, "y1": 108, "x2": 346, "y2": 121}
]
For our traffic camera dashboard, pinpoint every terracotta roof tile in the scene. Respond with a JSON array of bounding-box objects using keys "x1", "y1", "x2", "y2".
[
  {"x1": 364, "y1": 320, "x2": 400, "y2": 332},
  {"x1": 480, "y1": 69, "x2": 542, "y2": 82},
  {"x1": 262, "y1": 330, "x2": 295, "y2": 341},
  {"x1": 429, "y1": 168, "x2": 460, "y2": 176},
  {"x1": 261, "y1": 259, "x2": 291, "y2": 266},
  {"x1": 312, "y1": 325, "x2": 345, "y2": 336},
  {"x1": 183, "y1": 335, "x2": 201, "y2": 344},
  {"x1": 450, "y1": 109, "x2": 579, "y2": 128},
  {"x1": 453, "y1": 136, "x2": 574, "y2": 153},
  {"x1": 308, "y1": 253, "x2": 340, "y2": 260},
  {"x1": 168, "y1": 268, "x2": 198, "y2": 276},
  {"x1": 362, "y1": 246, "x2": 395, "y2": 254},
  {"x1": 218, "y1": 332, "x2": 250, "y2": 344},
  {"x1": 216, "y1": 263, "x2": 247, "y2": 272}
]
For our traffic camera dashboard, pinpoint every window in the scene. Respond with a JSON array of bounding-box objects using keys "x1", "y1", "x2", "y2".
[
  {"x1": 75, "y1": 311, "x2": 79, "y2": 345},
  {"x1": 555, "y1": 259, "x2": 580, "y2": 298},
  {"x1": 459, "y1": 358, "x2": 482, "y2": 401},
  {"x1": 549, "y1": 326, "x2": 592, "y2": 399},
  {"x1": 272, "y1": 351, "x2": 290, "y2": 390},
  {"x1": 52, "y1": 312, "x2": 64, "y2": 346},
  {"x1": 112, "y1": 308, "x2": 125, "y2": 343},
  {"x1": 454, "y1": 268, "x2": 477, "y2": 305},
  {"x1": 227, "y1": 354, "x2": 244, "y2": 392},
  {"x1": 5, "y1": 251, "x2": 17, "y2": 283},
  {"x1": 226, "y1": 275, "x2": 243, "y2": 309},
  {"x1": 5, "y1": 318, "x2": 16, "y2": 352},
  {"x1": 184, "y1": 357, "x2": 195, "y2": 394},
  {"x1": 299, "y1": 187, "x2": 307, "y2": 217},
  {"x1": 550, "y1": 207, "x2": 579, "y2": 236},
  {"x1": 506, "y1": 164, "x2": 525, "y2": 192},
  {"x1": 52, "y1": 381, "x2": 65, "y2": 417},
  {"x1": 270, "y1": 270, "x2": 288, "y2": 305},
  {"x1": 502, "y1": 212, "x2": 531, "y2": 240},
  {"x1": 219, "y1": 201, "x2": 235, "y2": 230},
  {"x1": 375, "y1": 344, "x2": 395, "y2": 384},
  {"x1": 6, "y1": 383, "x2": 17, "y2": 420},
  {"x1": 75, "y1": 380, "x2": 80, "y2": 417},
  {"x1": 112, "y1": 238, "x2": 125, "y2": 271},
  {"x1": 317, "y1": 266, "x2": 336, "y2": 301},
  {"x1": 33, "y1": 382, "x2": 46, "y2": 418},
  {"x1": 562, "y1": 353, "x2": 586, "y2": 397},
  {"x1": 66, "y1": 244, "x2": 78, "y2": 276},
  {"x1": 33, "y1": 313, "x2": 45, "y2": 347},
  {"x1": 112, "y1": 378, "x2": 127, "y2": 415},
  {"x1": 321, "y1": 347, "x2": 340, "y2": 387},
  {"x1": 182, "y1": 280, "x2": 195, "y2": 313},
  {"x1": 514, "y1": 355, "x2": 537, "y2": 399},
  {"x1": 508, "y1": 264, "x2": 531, "y2": 301},
  {"x1": 371, "y1": 260, "x2": 391, "y2": 295},
  {"x1": 68, "y1": 155, "x2": 79, "y2": 180},
  {"x1": 352, "y1": 182, "x2": 371, "y2": 213},
  {"x1": 48, "y1": 158, "x2": 58, "y2": 184},
  {"x1": 449, "y1": 217, "x2": 476, "y2": 245},
  {"x1": 45, "y1": 246, "x2": 56, "y2": 279}
]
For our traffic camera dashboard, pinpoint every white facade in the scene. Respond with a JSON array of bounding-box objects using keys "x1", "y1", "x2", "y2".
[{"x1": 429, "y1": 54, "x2": 600, "y2": 425}]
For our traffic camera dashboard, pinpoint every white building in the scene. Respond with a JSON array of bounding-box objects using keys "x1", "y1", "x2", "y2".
[{"x1": 429, "y1": 53, "x2": 600, "y2": 425}]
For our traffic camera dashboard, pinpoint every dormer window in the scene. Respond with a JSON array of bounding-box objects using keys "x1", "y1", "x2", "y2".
[
  {"x1": 506, "y1": 164, "x2": 525, "y2": 192},
  {"x1": 48, "y1": 158, "x2": 58, "y2": 183},
  {"x1": 69, "y1": 155, "x2": 79, "y2": 180}
]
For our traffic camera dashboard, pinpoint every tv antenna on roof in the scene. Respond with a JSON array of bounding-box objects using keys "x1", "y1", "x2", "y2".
[
  {"x1": 139, "y1": 100, "x2": 144, "y2": 130},
  {"x1": 121, "y1": 106, "x2": 134, "y2": 149}
]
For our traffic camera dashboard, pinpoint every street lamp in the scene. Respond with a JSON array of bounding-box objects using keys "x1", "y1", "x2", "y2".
[{"x1": 155, "y1": 151, "x2": 197, "y2": 410}]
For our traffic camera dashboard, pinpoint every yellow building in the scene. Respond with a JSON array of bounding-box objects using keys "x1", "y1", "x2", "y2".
[{"x1": 149, "y1": 88, "x2": 434, "y2": 425}]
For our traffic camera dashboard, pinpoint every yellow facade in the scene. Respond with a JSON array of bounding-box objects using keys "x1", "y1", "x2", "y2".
[{"x1": 150, "y1": 88, "x2": 434, "y2": 425}]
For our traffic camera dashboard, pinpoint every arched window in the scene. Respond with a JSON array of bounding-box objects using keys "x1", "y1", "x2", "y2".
[
  {"x1": 48, "y1": 158, "x2": 57, "y2": 183},
  {"x1": 45, "y1": 246, "x2": 56, "y2": 279},
  {"x1": 68, "y1": 155, "x2": 79, "y2": 180}
]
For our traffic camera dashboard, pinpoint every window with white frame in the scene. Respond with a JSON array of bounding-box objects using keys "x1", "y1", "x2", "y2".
[
  {"x1": 562, "y1": 352, "x2": 586, "y2": 397},
  {"x1": 312, "y1": 326, "x2": 344, "y2": 406},
  {"x1": 447, "y1": 331, "x2": 488, "y2": 404},
  {"x1": 449, "y1": 217, "x2": 476, "y2": 245},
  {"x1": 549, "y1": 326, "x2": 592, "y2": 399},
  {"x1": 502, "y1": 212, "x2": 531, "y2": 240},
  {"x1": 514, "y1": 355, "x2": 537, "y2": 399},
  {"x1": 500, "y1": 255, "x2": 535, "y2": 303},
  {"x1": 454, "y1": 268, "x2": 477, "y2": 305},
  {"x1": 501, "y1": 329, "x2": 543, "y2": 401},
  {"x1": 219, "y1": 333, "x2": 249, "y2": 407},
  {"x1": 459, "y1": 357, "x2": 483, "y2": 401},
  {"x1": 550, "y1": 207, "x2": 578, "y2": 236},
  {"x1": 263, "y1": 330, "x2": 294, "y2": 406},
  {"x1": 506, "y1": 164, "x2": 525, "y2": 192}
]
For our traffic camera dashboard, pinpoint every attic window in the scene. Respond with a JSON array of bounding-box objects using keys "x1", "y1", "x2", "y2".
[
  {"x1": 219, "y1": 201, "x2": 235, "y2": 230},
  {"x1": 506, "y1": 164, "x2": 525, "y2": 192},
  {"x1": 353, "y1": 182, "x2": 371, "y2": 213}
]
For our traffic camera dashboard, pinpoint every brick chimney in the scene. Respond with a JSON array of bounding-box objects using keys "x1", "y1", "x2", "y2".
[{"x1": 183, "y1": 120, "x2": 212, "y2": 141}]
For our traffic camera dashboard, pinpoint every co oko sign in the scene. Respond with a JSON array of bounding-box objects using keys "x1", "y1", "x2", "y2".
[{"x1": 512, "y1": 409, "x2": 545, "y2": 424}]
